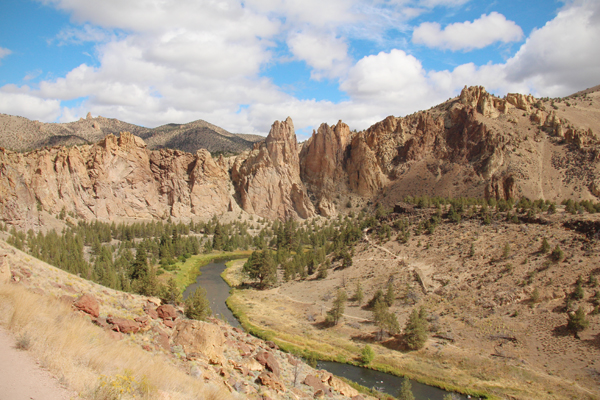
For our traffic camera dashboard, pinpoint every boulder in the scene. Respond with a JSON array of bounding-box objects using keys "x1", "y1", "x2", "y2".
[
  {"x1": 157, "y1": 304, "x2": 178, "y2": 320},
  {"x1": 327, "y1": 376, "x2": 360, "y2": 397},
  {"x1": 303, "y1": 375, "x2": 330, "y2": 394},
  {"x1": 73, "y1": 294, "x2": 100, "y2": 318},
  {"x1": 257, "y1": 371, "x2": 286, "y2": 393},
  {"x1": 107, "y1": 316, "x2": 141, "y2": 333},
  {"x1": 172, "y1": 320, "x2": 225, "y2": 364},
  {"x1": 255, "y1": 351, "x2": 281, "y2": 377}
]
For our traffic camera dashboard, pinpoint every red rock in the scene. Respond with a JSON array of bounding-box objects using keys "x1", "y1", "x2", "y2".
[
  {"x1": 107, "y1": 316, "x2": 140, "y2": 333},
  {"x1": 145, "y1": 306, "x2": 159, "y2": 319},
  {"x1": 163, "y1": 319, "x2": 175, "y2": 328},
  {"x1": 255, "y1": 351, "x2": 280, "y2": 377},
  {"x1": 142, "y1": 344, "x2": 152, "y2": 351},
  {"x1": 157, "y1": 304, "x2": 177, "y2": 320},
  {"x1": 303, "y1": 375, "x2": 330, "y2": 394},
  {"x1": 73, "y1": 294, "x2": 100, "y2": 317},
  {"x1": 152, "y1": 327, "x2": 170, "y2": 351},
  {"x1": 351, "y1": 396, "x2": 365, "y2": 400},
  {"x1": 257, "y1": 371, "x2": 286, "y2": 393},
  {"x1": 265, "y1": 340, "x2": 278, "y2": 350},
  {"x1": 93, "y1": 317, "x2": 110, "y2": 329}
]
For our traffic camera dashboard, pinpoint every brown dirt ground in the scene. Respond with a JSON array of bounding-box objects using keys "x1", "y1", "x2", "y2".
[{"x1": 229, "y1": 208, "x2": 600, "y2": 399}]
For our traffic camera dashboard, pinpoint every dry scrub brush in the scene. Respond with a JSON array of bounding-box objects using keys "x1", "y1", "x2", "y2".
[{"x1": 0, "y1": 284, "x2": 232, "y2": 400}]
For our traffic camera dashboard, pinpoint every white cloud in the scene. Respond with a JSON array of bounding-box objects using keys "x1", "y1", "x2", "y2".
[
  {"x1": 0, "y1": 47, "x2": 12, "y2": 62},
  {"x1": 55, "y1": 24, "x2": 111, "y2": 45},
  {"x1": 413, "y1": 12, "x2": 524, "y2": 51},
  {"x1": 287, "y1": 31, "x2": 351, "y2": 80},
  {"x1": 0, "y1": 86, "x2": 61, "y2": 121},
  {"x1": 503, "y1": 0, "x2": 600, "y2": 96},
  {"x1": 0, "y1": 0, "x2": 594, "y2": 139}
]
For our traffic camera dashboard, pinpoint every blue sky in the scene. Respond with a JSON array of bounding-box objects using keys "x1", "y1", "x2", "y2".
[{"x1": 0, "y1": 0, "x2": 599, "y2": 139}]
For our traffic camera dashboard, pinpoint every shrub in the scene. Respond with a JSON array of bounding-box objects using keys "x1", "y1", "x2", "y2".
[
  {"x1": 361, "y1": 345, "x2": 375, "y2": 365},
  {"x1": 184, "y1": 287, "x2": 212, "y2": 321},
  {"x1": 397, "y1": 376, "x2": 415, "y2": 400},
  {"x1": 551, "y1": 245, "x2": 564, "y2": 262},
  {"x1": 540, "y1": 238, "x2": 550, "y2": 254}
]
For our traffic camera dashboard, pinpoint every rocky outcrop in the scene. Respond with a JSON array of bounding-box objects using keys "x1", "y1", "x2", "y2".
[
  {"x1": 0, "y1": 132, "x2": 234, "y2": 227},
  {"x1": 460, "y1": 85, "x2": 510, "y2": 118},
  {"x1": 172, "y1": 320, "x2": 225, "y2": 364},
  {"x1": 300, "y1": 121, "x2": 352, "y2": 208},
  {"x1": 232, "y1": 117, "x2": 315, "y2": 220}
]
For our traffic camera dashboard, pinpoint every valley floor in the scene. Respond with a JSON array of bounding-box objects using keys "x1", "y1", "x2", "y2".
[{"x1": 226, "y1": 212, "x2": 600, "y2": 400}]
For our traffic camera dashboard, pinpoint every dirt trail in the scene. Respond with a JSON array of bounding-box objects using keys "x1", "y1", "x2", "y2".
[{"x1": 0, "y1": 327, "x2": 81, "y2": 400}]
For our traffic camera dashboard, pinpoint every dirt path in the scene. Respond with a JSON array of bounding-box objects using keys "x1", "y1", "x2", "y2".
[{"x1": 0, "y1": 327, "x2": 81, "y2": 400}]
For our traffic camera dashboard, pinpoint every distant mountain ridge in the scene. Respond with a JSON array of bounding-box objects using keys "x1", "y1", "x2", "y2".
[{"x1": 0, "y1": 112, "x2": 263, "y2": 154}]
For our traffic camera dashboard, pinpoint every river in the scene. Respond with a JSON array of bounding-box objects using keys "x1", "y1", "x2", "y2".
[{"x1": 184, "y1": 257, "x2": 470, "y2": 400}]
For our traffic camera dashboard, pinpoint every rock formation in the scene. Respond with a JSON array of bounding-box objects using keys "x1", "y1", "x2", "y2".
[
  {"x1": 231, "y1": 117, "x2": 315, "y2": 220},
  {"x1": 1, "y1": 85, "x2": 599, "y2": 226}
]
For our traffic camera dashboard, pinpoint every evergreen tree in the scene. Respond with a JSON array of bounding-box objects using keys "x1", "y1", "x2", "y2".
[
  {"x1": 567, "y1": 306, "x2": 589, "y2": 339},
  {"x1": 551, "y1": 245, "x2": 564, "y2": 262},
  {"x1": 131, "y1": 244, "x2": 148, "y2": 280},
  {"x1": 385, "y1": 281, "x2": 395, "y2": 306},
  {"x1": 326, "y1": 289, "x2": 347, "y2": 326},
  {"x1": 372, "y1": 299, "x2": 400, "y2": 340},
  {"x1": 185, "y1": 287, "x2": 212, "y2": 321},
  {"x1": 540, "y1": 237, "x2": 550, "y2": 254},
  {"x1": 243, "y1": 249, "x2": 277, "y2": 289},
  {"x1": 404, "y1": 307, "x2": 428, "y2": 350},
  {"x1": 354, "y1": 281, "x2": 364, "y2": 306},
  {"x1": 161, "y1": 277, "x2": 181, "y2": 305},
  {"x1": 397, "y1": 376, "x2": 415, "y2": 400}
]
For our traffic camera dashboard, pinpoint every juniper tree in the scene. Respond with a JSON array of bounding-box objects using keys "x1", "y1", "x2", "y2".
[
  {"x1": 185, "y1": 286, "x2": 212, "y2": 321},
  {"x1": 404, "y1": 307, "x2": 428, "y2": 350},
  {"x1": 326, "y1": 289, "x2": 347, "y2": 326},
  {"x1": 397, "y1": 376, "x2": 415, "y2": 400},
  {"x1": 567, "y1": 306, "x2": 589, "y2": 339},
  {"x1": 354, "y1": 281, "x2": 364, "y2": 306},
  {"x1": 540, "y1": 237, "x2": 550, "y2": 254}
]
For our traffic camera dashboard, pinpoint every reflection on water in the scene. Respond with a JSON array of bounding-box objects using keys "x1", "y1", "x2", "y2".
[{"x1": 182, "y1": 258, "x2": 240, "y2": 328}]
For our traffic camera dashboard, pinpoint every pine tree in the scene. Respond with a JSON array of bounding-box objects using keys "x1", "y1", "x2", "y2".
[
  {"x1": 355, "y1": 281, "x2": 364, "y2": 306},
  {"x1": 185, "y1": 287, "x2": 212, "y2": 321},
  {"x1": 404, "y1": 307, "x2": 428, "y2": 350},
  {"x1": 540, "y1": 237, "x2": 550, "y2": 253},
  {"x1": 397, "y1": 376, "x2": 415, "y2": 400},
  {"x1": 567, "y1": 306, "x2": 589, "y2": 338},
  {"x1": 326, "y1": 289, "x2": 347, "y2": 326},
  {"x1": 385, "y1": 281, "x2": 395, "y2": 306},
  {"x1": 372, "y1": 299, "x2": 400, "y2": 341}
]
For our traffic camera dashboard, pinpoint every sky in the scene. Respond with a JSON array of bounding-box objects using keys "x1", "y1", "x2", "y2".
[{"x1": 0, "y1": 0, "x2": 599, "y2": 139}]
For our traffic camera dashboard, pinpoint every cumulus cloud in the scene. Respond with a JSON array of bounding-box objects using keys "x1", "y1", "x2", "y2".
[
  {"x1": 0, "y1": 47, "x2": 12, "y2": 62},
  {"x1": 0, "y1": 87, "x2": 61, "y2": 121},
  {"x1": 413, "y1": 12, "x2": 524, "y2": 51},
  {"x1": 287, "y1": 31, "x2": 351, "y2": 80},
  {"x1": 2, "y1": 0, "x2": 598, "y2": 138}
]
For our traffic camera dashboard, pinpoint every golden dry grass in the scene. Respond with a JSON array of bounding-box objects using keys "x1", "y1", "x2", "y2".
[{"x1": 0, "y1": 283, "x2": 232, "y2": 400}]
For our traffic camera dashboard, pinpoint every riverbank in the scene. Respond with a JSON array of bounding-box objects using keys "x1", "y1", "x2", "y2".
[
  {"x1": 163, "y1": 250, "x2": 252, "y2": 291},
  {"x1": 223, "y1": 260, "x2": 488, "y2": 400}
]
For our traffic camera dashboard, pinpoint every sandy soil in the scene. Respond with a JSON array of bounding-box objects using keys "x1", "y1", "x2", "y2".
[{"x1": 0, "y1": 327, "x2": 81, "y2": 400}]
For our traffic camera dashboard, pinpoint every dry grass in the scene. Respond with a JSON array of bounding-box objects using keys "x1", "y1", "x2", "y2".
[{"x1": 0, "y1": 283, "x2": 232, "y2": 400}]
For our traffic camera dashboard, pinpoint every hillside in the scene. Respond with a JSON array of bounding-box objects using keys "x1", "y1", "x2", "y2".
[
  {"x1": 0, "y1": 239, "x2": 370, "y2": 400},
  {"x1": 227, "y1": 202, "x2": 600, "y2": 399},
  {"x1": 0, "y1": 113, "x2": 262, "y2": 154}
]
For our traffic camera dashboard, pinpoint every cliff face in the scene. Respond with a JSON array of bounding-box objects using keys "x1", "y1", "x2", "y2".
[
  {"x1": 1, "y1": 85, "x2": 599, "y2": 226},
  {"x1": 0, "y1": 132, "x2": 233, "y2": 227},
  {"x1": 232, "y1": 117, "x2": 314, "y2": 220}
]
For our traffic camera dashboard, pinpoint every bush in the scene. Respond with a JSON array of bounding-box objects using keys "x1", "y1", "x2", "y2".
[
  {"x1": 184, "y1": 287, "x2": 212, "y2": 321},
  {"x1": 551, "y1": 245, "x2": 564, "y2": 262},
  {"x1": 540, "y1": 238, "x2": 550, "y2": 254},
  {"x1": 361, "y1": 345, "x2": 375, "y2": 364}
]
